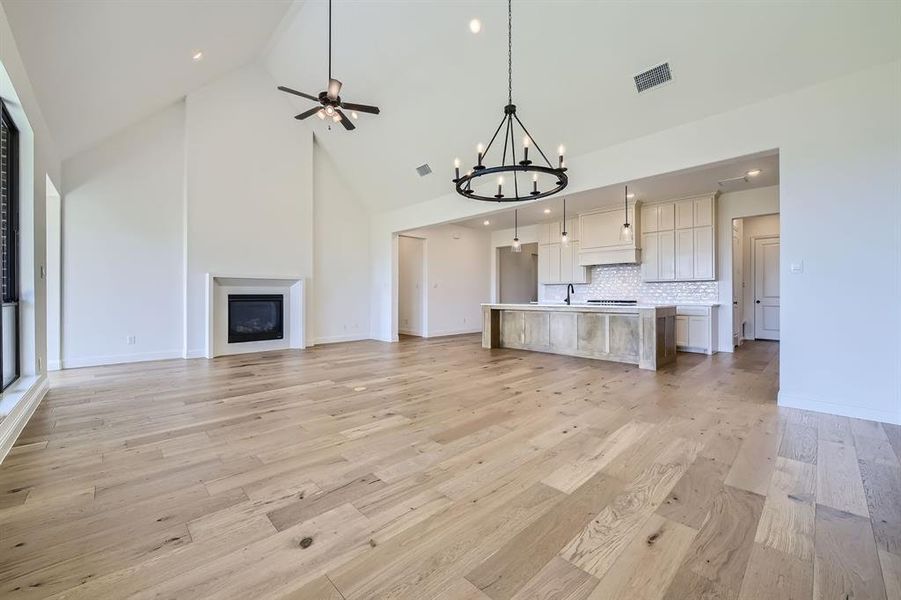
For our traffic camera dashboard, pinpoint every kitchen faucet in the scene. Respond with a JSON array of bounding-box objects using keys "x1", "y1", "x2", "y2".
[{"x1": 565, "y1": 283, "x2": 575, "y2": 305}]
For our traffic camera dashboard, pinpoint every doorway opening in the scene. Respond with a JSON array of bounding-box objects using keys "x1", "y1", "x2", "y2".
[
  {"x1": 497, "y1": 242, "x2": 538, "y2": 304},
  {"x1": 731, "y1": 213, "x2": 780, "y2": 344},
  {"x1": 397, "y1": 235, "x2": 426, "y2": 337}
]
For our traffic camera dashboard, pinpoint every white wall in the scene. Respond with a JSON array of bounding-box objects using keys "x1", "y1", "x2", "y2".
[
  {"x1": 45, "y1": 176, "x2": 60, "y2": 370},
  {"x1": 184, "y1": 64, "x2": 314, "y2": 355},
  {"x1": 370, "y1": 61, "x2": 901, "y2": 425},
  {"x1": 61, "y1": 103, "x2": 185, "y2": 367},
  {"x1": 402, "y1": 224, "x2": 491, "y2": 337},
  {"x1": 313, "y1": 139, "x2": 370, "y2": 344},
  {"x1": 716, "y1": 185, "x2": 780, "y2": 352},
  {"x1": 742, "y1": 213, "x2": 780, "y2": 339}
]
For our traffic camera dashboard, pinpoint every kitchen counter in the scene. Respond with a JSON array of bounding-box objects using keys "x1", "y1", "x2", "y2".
[{"x1": 481, "y1": 303, "x2": 676, "y2": 370}]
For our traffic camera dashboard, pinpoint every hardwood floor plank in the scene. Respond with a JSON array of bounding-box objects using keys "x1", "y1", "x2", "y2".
[
  {"x1": 671, "y1": 484, "x2": 766, "y2": 598},
  {"x1": 858, "y1": 457, "x2": 901, "y2": 555},
  {"x1": 738, "y1": 543, "x2": 813, "y2": 600},
  {"x1": 465, "y1": 472, "x2": 624, "y2": 600},
  {"x1": 754, "y1": 456, "x2": 817, "y2": 560},
  {"x1": 587, "y1": 514, "x2": 697, "y2": 600},
  {"x1": 813, "y1": 504, "x2": 887, "y2": 600},
  {"x1": 879, "y1": 549, "x2": 901, "y2": 600},
  {"x1": 816, "y1": 439, "x2": 870, "y2": 517},
  {"x1": 510, "y1": 556, "x2": 598, "y2": 600},
  {"x1": 655, "y1": 455, "x2": 730, "y2": 530},
  {"x1": 778, "y1": 423, "x2": 818, "y2": 465}
]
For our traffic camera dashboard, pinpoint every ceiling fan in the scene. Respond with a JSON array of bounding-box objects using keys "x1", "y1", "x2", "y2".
[{"x1": 277, "y1": 0, "x2": 380, "y2": 131}]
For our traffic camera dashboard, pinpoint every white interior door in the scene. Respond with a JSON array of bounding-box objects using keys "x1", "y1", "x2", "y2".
[
  {"x1": 398, "y1": 236, "x2": 425, "y2": 336},
  {"x1": 754, "y1": 236, "x2": 780, "y2": 340},
  {"x1": 731, "y1": 221, "x2": 742, "y2": 345}
]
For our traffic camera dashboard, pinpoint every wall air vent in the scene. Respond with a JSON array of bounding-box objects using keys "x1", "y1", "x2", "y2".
[
  {"x1": 634, "y1": 62, "x2": 672, "y2": 93},
  {"x1": 416, "y1": 163, "x2": 432, "y2": 177}
]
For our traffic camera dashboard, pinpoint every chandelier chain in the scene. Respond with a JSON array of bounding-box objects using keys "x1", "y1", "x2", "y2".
[{"x1": 507, "y1": 0, "x2": 512, "y2": 104}]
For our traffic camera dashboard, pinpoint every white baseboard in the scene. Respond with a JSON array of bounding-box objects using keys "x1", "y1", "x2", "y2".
[
  {"x1": 62, "y1": 350, "x2": 184, "y2": 369},
  {"x1": 314, "y1": 334, "x2": 369, "y2": 345},
  {"x1": 424, "y1": 328, "x2": 482, "y2": 338},
  {"x1": 0, "y1": 376, "x2": 49, "y2": 464},
  {"x1": 47, "y1": 360, "x2": 62, "y2": 371},
  {"x1": 778, "y1": 390, "x2": 900, "y2": 425},
  {"x1": 184, "y1": 349, "x2": 207, "y2": 359}
]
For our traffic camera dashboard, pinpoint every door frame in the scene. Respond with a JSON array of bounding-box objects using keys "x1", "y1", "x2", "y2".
[
  {"x1": 750, "y1": 234, "x2": 780, "y2": 341},
  {"x1": 396, "y1": 234, "x2": 428, "y2": 337}
]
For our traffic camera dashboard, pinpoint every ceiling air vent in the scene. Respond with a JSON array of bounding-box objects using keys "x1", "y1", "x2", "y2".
[
  {"x1": 634, "y1": 62, "x2": 672, "y2": 93},
  {"x1": 416, "y1": 163, "x2": 432, "y2": 177}
]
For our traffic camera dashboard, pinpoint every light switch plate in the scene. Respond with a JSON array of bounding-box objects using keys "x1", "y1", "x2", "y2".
[{"x1": 790, "y1": 261, "x2": 803, "y2": 274}]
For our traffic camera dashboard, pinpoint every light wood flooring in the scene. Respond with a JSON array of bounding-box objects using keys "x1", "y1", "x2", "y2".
[{"x1": 0, "y1": 335, "x2": 899, "y2": 599}]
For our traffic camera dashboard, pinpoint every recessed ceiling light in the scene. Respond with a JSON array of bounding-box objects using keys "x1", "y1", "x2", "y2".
[
  {"x1": 192, "y1": 50, "x2": 204, "y2": 62},
  {"x1": 543, "y1": 208, "x2": 551, "y2": 214},
  {"x1": 626, "y1": 193, "x2": 635, "y2": 199},
  {"x1": 746, "y1": 169, "x2": 761, "y2": 177},
  {"x1": 469, "y1": 18, "x2": 482, "y2": 34},
  {"x1": 483, "y1": 220, "x2": 490, "y2": 226}
]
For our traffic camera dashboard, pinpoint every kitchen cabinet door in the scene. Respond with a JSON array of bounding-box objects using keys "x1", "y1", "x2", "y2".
[
  {"x1": 675, "y1": 316, "x2": 689, "y2": 347},
  {"x1": 658, "y1": 230, "x2": 676, "y2": 280},
  {"x1": 540, "y1": 243, "x2": 561, "y2": 284},
  {"x1": 675, "y1": 199, "x2": 694, "y2": 229},
  {"x1": 675, "y1": 229, "x2": 694, "y2": 280},
  {"x1": 641, "y1": 205, "x2": 658, "y2": 233},
  {"x1": 641, "y1": 233, "x2": 659, "y2": 281},
  {"x1": 562, "y1": 241, "x2": 587, "y2": 283},
  {"x1": 657, "y1": 202, "x2": 675, "y2": 231},
  {"x1": 693, "y1": 226, "x2": 714, "y2": 280},
  {"x1": 688, "y1": 316, "x2": 708, "y2": 349},
  {"x1": 693, "y1": 196, "x2": 713, "y2": 227}
]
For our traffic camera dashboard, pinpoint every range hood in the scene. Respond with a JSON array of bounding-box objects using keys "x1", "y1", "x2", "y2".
[{"x1": 578, "y1": 202, "x2": 642, "y2": 266}]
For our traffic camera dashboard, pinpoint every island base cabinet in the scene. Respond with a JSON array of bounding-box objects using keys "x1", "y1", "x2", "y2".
[{"x1": 483, "y1": 305, "x2": 676, "y2": 370}]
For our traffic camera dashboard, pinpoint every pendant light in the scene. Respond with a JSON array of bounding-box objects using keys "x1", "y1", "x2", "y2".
[
  {"x1": 560, "y1": 197, "x2": 569, "y2": 247},
  {"x1": 512, "y1": 209, "x2": 522, "y2": 253},
  {"x1": 620, "y1": 185, "x2": 634, "y2": 243}
]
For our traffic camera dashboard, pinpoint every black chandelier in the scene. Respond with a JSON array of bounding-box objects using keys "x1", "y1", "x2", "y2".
[{"x1": 452, "y1": 0, "x2": 568, "y2": 202}]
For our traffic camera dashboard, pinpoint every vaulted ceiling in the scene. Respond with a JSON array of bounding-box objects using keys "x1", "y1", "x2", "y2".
[
  {"x1": 3, "y1": 0, "x2": 900, "y2": 213},
  {"x1": 265, "y1": 0, "x2": 901, "y2": 211},
  {"x1": 1, "y1": 0, "x2": 292, "y2": 158}
]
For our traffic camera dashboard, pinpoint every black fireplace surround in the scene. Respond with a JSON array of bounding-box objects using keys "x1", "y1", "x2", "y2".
[{"x1": 227, "y1": 294, "x2": 284, "y2": 344}]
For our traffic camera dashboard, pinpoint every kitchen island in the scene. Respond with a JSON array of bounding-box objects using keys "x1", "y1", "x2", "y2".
[{"x1": 481, "y1": 303, "x2": 677, "y2": 370}]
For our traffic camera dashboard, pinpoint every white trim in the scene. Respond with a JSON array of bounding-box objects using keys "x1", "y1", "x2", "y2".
[
  {"x1": 184, "y1": 349, "x2": 206, "y2": 359},
  {"x1": 47, "y1": 360, "x2": 62, "y2": 371},
  {"x1": 62, "y1": 350, "x2": 183, "y2": 369},
  {"x1": 397, "y1": 329, "x2": 423, "y2": 337},
  {"x1": 424, "y1": 328, "x2": 482, "y2": 338},
  {"x1": 314, "y1": 334, "x2": 369, "y2": 345},
  {"x1": 778, "y1": 391, "x2": 900, "y2": 426},
  {"x1": 0, "y1": 376, "x2": 49, "y2": 464}
]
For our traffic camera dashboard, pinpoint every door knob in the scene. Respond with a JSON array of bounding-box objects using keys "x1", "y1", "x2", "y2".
[
  {"x1": 733, "y1": 301, "x2": 738, "y2": 305},
  {"x1": 755, "y1": 300, "x2": 761, "y2": 304}
]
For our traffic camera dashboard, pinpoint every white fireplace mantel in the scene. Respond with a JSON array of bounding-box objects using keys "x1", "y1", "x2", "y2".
[{"x1": 204, "y1": 273, "x2": 305, "y2": 358}]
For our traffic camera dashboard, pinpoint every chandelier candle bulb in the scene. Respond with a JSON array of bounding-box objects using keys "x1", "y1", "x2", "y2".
[
  {"x1": 477, "y1": 143, "x2": 484, "y2": 167},
  {"x1": 523, "y1": 136, "x2": 530, "y2": 163},
  {"x1": 454, "y1": 158, "x2": 461, "y2": 181},
  {"x1": 558, "y1": 145, "x2": 565, "y2": 169}
]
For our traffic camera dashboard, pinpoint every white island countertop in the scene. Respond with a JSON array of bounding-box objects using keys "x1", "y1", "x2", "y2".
[{"x1": 481, "y1": 302, "x2": 676, "y2": 314}]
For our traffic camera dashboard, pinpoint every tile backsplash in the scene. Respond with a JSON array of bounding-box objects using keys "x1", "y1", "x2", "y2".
[{"x1": 542, "y1": 264, "x2": 718, "y2": 304}]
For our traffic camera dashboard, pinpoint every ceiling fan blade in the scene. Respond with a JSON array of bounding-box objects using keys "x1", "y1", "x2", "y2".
[
  {"x1": 277, "y1": 86, "x2": 318, "y2": 102},
  {"x1": 340, "y1": 102, "x2": 380, "y2": 115},
  {"x1": 294, "y1": 107, "x2": 321, "y2": 120},
  {"x1": 335, "y1": 109, "x2": 356, "y2": 131}
]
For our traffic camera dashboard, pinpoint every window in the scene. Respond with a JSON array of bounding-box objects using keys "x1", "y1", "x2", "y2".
[{"x1": 0, "y1": 100, "x2": 19, "y2": 389}]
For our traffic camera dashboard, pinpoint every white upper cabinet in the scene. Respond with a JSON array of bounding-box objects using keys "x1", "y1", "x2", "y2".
[
  {"x1": 641, "y1": 193, "x2": 716, "y2": 282},
  {"x1": 537, "y1": 218, "x2": 587, "y2": 284},
  {"x1": 578, "y1": 202, "x2": 641, "y2": 266}
]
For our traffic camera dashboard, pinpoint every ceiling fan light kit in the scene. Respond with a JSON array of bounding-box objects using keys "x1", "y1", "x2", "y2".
[
  {"x1": 277, "y1": 0, "x2": 380, "y2": 131},
  {"x1": 452, "y1": 0, "x2": 569, "y2": 202}
]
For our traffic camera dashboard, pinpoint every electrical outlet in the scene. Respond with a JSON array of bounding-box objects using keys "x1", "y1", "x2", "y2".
[{"x1": 126, "y1": 335, "x2": 136, "y2": 345}]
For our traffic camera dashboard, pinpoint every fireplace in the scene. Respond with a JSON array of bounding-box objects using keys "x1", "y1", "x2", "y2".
[{"x1": 227, "y1": 294, "x2": 284, "y2": 344}]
